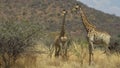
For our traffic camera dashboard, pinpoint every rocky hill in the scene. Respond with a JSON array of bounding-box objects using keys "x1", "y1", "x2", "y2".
[{"x1": 0, "y1": 0, "x2": 120, "y2": 41}]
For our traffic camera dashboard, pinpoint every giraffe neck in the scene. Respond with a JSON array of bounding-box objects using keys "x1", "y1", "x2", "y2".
[
  {"x1": 60, "y1": 13, "x2": 66, "y2": 37},
  {"x1": 79, "y1": 7, "x2": 96, "y2": 32}
]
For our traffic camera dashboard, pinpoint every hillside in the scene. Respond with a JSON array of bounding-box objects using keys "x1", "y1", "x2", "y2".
[{"x1": 0, "y1": 0, "x2": 120, "y2": 41}]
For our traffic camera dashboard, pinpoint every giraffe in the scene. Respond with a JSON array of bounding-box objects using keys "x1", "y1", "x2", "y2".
[
  {"x1": 72, "y1": 4, "x2": 111, "y2": 64},
  {"x1": 53, "y1": 10, "x2": 68, "y2": 58}
]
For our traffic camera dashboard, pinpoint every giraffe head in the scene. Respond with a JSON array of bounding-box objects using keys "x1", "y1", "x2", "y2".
[
  {"x1": 61, "y1": 9, "x2": 67, "y2": 16},
  {"x1": 72, "y1": 4, "x2": 81, "y2": 13}
]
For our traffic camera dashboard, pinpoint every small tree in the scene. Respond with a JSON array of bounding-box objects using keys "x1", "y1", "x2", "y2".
[{"x1": 0, "y1": 21, "x2": 43, "y2": 68}]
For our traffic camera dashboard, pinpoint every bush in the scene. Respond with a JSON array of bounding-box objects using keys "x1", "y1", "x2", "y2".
[{"x1": 0, "y1": 21, "x2": 43, "y2": 68}]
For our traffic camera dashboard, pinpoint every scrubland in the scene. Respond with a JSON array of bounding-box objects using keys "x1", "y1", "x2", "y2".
[{"x1": 1, "y1": 41, "x2": 119, "y2": 68}]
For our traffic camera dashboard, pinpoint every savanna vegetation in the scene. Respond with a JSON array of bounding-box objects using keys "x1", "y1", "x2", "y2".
[{"x1": 0, "y1": 0, "x2": 120, "y2": 68}]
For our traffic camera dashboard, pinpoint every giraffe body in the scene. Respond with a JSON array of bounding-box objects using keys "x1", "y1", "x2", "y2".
[
  {"x1": 53, "y1": 10, "x2": 68, "y2": 58},
  {"x1": 87, "y1": 29, "x2": 111, "y2": 50},
  {"x1": 72, "y1": 4, "x2": 111, "y2": 65}
]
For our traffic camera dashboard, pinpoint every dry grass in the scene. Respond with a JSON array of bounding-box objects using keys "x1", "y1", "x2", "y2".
[{"x1": 1, "y1": 42, "x2": 120, "y2": 68}]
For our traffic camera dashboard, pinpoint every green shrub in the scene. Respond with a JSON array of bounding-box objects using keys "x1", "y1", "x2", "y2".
[{"x1": 0, "y1": 21, "x2": 44, "y2": 68}]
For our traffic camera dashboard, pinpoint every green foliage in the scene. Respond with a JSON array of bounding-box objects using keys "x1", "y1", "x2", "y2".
[{"x1": 0, "y1": 21, "x2": 45, "y2": 68}]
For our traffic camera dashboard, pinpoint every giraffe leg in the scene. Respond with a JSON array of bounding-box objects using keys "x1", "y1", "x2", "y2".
[
  {"x1": 59, "y1": 42, "x2": 63, "y2": 56},
  {"x1": 104, "y1": 44, "x2": 110, "y2": 55},
  {"x1": 87, "y1": 36, "x2": 94, "y2": 65},
  {"x1": 88, "y1": 44, "x2": 93, "y2": 65},
  {"x1": 88, "y1": 40, "x2": 94, "y2": 65},
  {"x1": 61, "y1": 42, "x2": 66, "y2": 58},
  {"x1": 55, "y1": 46, "x2": 58, "y2": 57},
  {"x1": 87, "y1": 35, "x2": 94, "y2": 51},
  {"x1": 63, "y1": 42, "x2": 68, "y2": 59},
  {"x1": 89, "y1": 41, "x2": 94, "y2": 55},
  {"x1": 55, "y1": 45, "x2": 60, "y2": 57}
]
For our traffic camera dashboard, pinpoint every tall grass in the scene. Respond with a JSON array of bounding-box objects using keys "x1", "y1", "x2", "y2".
[{"x1": 3, "y1": 41, "x2": 120, "y2": 68}]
